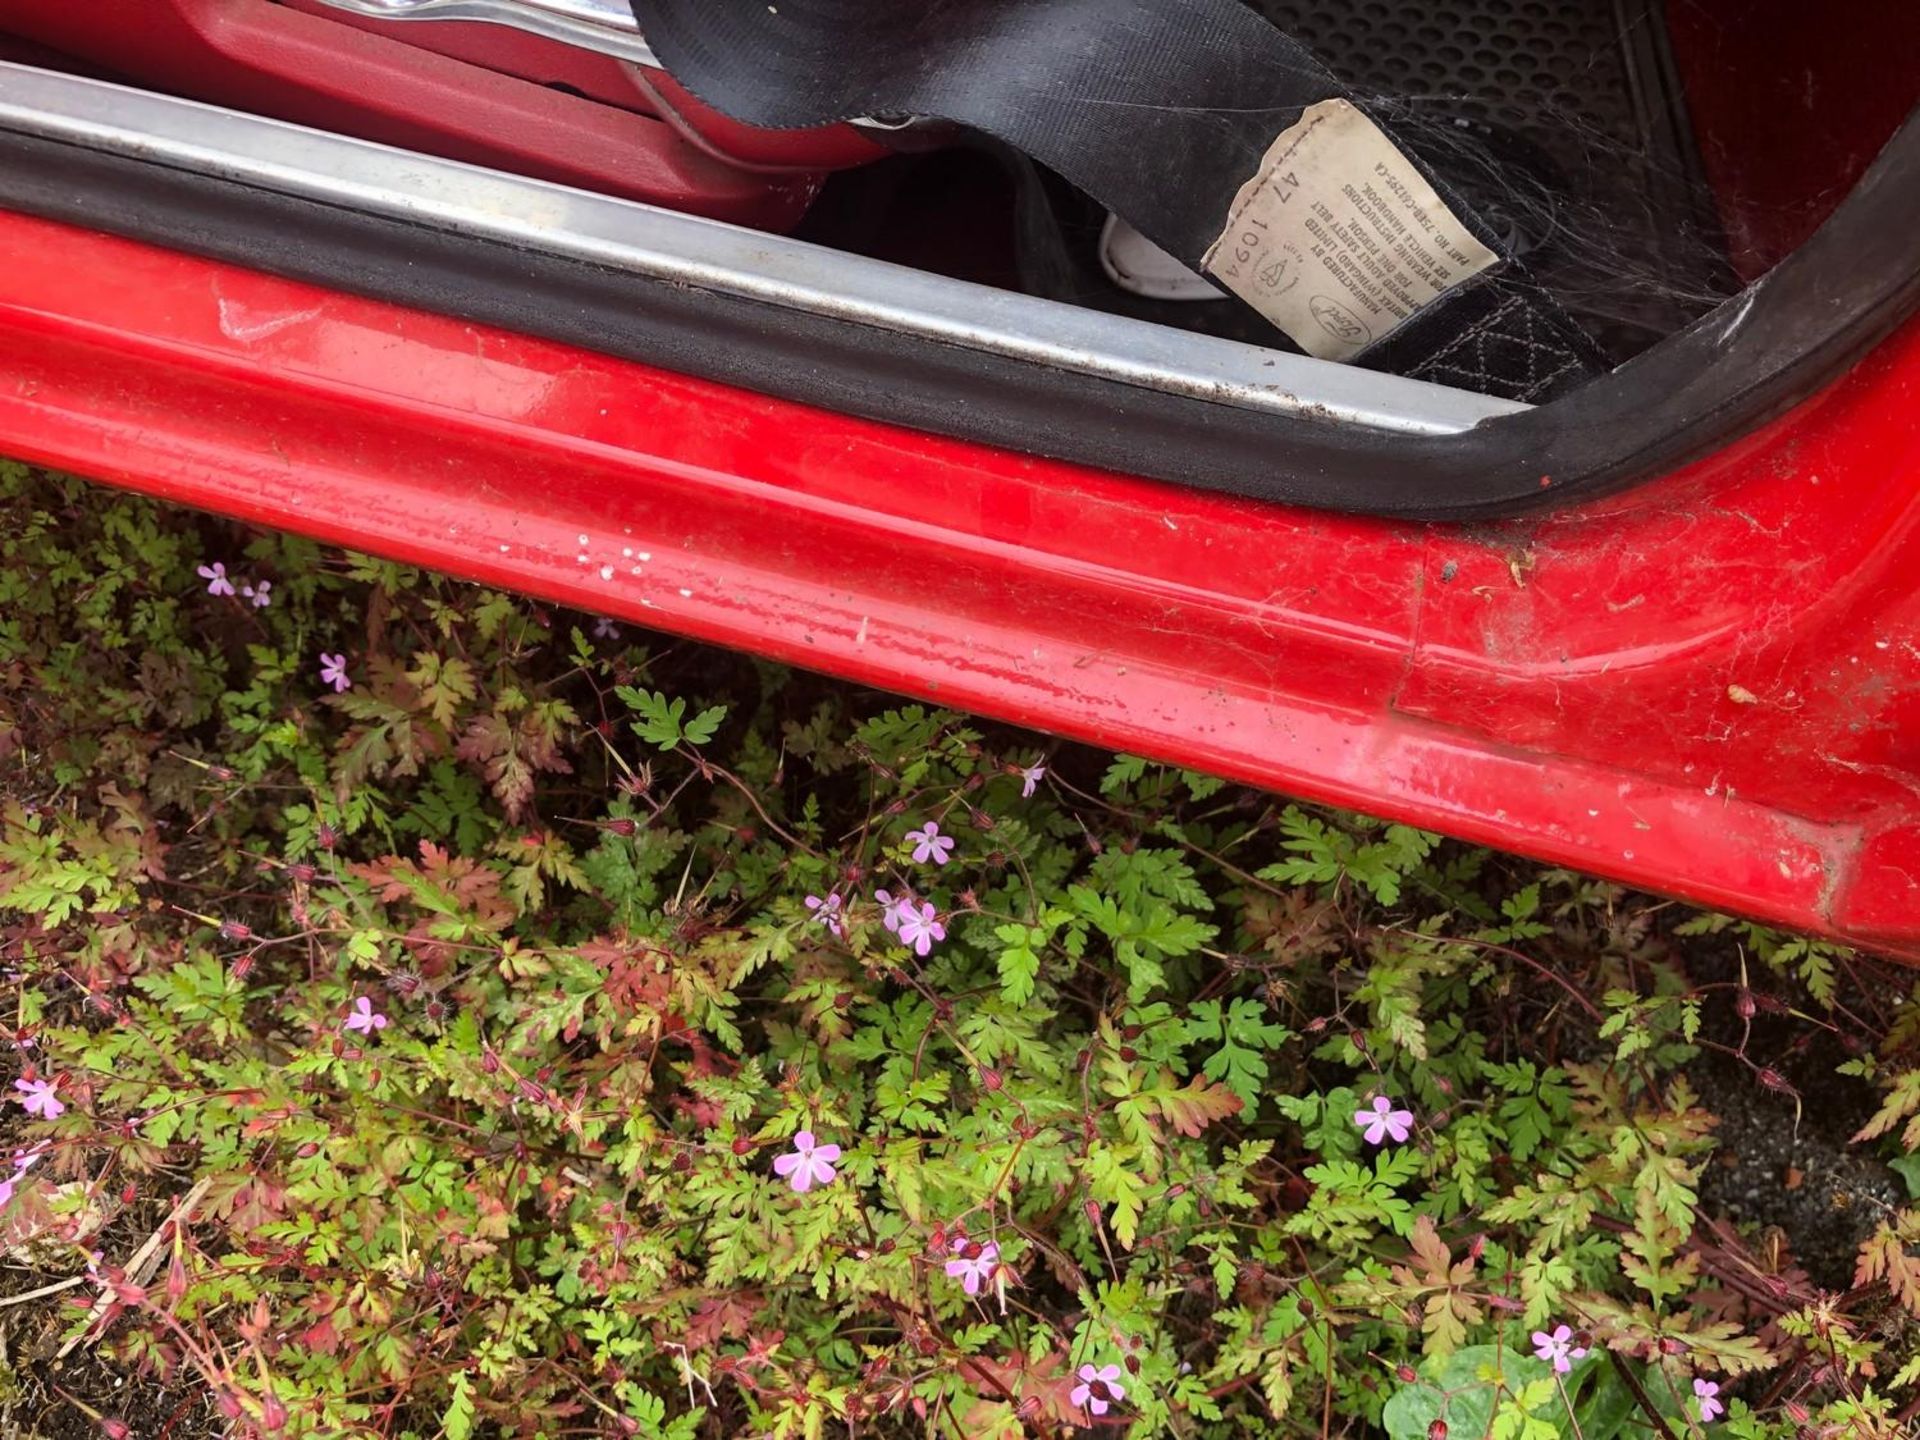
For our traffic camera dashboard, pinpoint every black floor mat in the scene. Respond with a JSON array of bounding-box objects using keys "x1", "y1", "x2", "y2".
[{"x1": 1248, "y1": 0, "x2": 1734, "y2": 361}]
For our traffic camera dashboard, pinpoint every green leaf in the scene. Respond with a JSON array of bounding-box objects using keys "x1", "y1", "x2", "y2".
[
  {"x1": 994, "y1": 922, "x2": 1042, "y2": 1007},
  {"x1": 617, "y1": 687, "x2": 727, "y2": 750},
  {"x1": 444, "y1": 1370, "x2": 476, "y2": 1440}
]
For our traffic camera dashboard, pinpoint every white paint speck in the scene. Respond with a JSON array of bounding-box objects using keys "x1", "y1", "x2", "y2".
[
  {"x1": 678, "y1": 587, "x2": 693, "y2": 598},
  {"x1": 855, "y1": 615, "x2": 870, "y2": 644},
  {"x1": 622, "y1": 547, "x2": 633, "y2": 557},
  {"x1": 577, "y1": 534, "x2": 589, "y2": 545},
  {"x1": 599, "y1": 565, "x2": 615, "y2": 581},
  {"x1": 638, "y1": 551, "x2": 652, "y2": 562},
  {"x1": 576, "y1": 553, "x2": 588, "y2": 564}
]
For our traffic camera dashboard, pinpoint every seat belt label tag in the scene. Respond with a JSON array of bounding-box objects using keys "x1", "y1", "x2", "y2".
[{"x1": 1201, "y1": 99, "x2": 1498, "y2": 361}]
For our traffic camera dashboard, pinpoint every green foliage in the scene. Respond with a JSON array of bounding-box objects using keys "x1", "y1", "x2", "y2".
[{"x1": 0, "y1": 463, "x2": 1911, "y2": 1439}]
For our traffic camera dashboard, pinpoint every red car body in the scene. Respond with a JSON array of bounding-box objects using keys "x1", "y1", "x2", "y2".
[{"x1": 1, "y1": 1, "x2": 1917, "y2": 953}]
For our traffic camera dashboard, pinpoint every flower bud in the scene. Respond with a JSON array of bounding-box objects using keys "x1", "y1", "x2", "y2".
[
  {"x1": 1735, "y1": 989, "x2": 1756, "y2": 1019},
  {"x1": 219, "y1": 920, "x2": 252, "y2": 942},
  {"x1": 979, "y1": 1066, "x2": 1003, "y2": 1092},
  {"x1": 260, "y1": 1394, "x2": 289, "y2": 1431},
  {"x1": 1395, "y1": 1365, "x2": 1418, "y2": 1384},
  {"x1": 101, "y1": 1420, "x2": 133, "y2": 1440},
  {"x1": 605, "y1": 818, "x2": 638, "y2": 837},
  {"x1": 288, "y1": 863, "x2": 317, "y2": 884},
  {"x1": 731, "y1": 1137, "x2": 754, "y2": 1156},
  {"x1": 1428, "y1": 1422, "x2": 1449, "y2": 1440}
]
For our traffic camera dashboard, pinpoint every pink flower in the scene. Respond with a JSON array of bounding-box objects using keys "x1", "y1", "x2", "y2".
[
  {"x1": 1531, "y1": 1324, "x2": 1588, "y2": 1373},
  {"x1": 804, "y1": 892, "x2": 845, "y2": 938},
  {"x1": 1070, "y1": 1363, "x2": 1126, "y2": 1417},
  {"x1": 593, "y1": 617, "x2": 620, "y2": 640},
  {"x1": 1354, "y1": 1094, "x2": 1414, "y2": 1146},
  {"x1": 13, "y1": 1076, "x2": 63, "y2": 1120},
  {"x1": 771, "y1": 1130, "x2": 841, "y2": 1193},
  {"x1": 318, "y1": 652, "x2": 351, "y2": 693},
  {"x1": 196, "y1": 561, "x2": 235, "y2": 597},
  {"x1": 897, "y1": 902, "x2": 946, "y2": 957},
  {"x1": 905, "y1": 821, "x2": 955, "y2": 866},
  {"x1": 874, "y1": 888, "x2": 916, "y2": 934},
  {"x1": 1020, "y1": 761, "x2": 1046, "y2": 798},
  {"x1": 944, "y1": 1239, "x2": 1000, "y2": 1295},
  {"x1": 241, "y1": 579, "x2": 272, "y2": 609},
  {"x1": 1693, "y1": 1378, "x2": 1722, "y2": 1423},
  {"x1": 343, "y1": 996, "x2": 389, "y2": 1035}
]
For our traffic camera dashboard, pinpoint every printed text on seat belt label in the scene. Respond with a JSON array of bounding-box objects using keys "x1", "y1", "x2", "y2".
[{"x1": 1201, "y1": 99, "x2": 1498, "y2": 362}]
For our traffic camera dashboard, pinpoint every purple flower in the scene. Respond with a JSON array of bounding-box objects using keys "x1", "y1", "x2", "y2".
[
  {"x1": 318, "y1": 652, "x2": 351, "y2": 693},
  {"x1": 904, "y1": 821, "x2": 955, "y2": 867},
  {"x1": 874, "y1": 888, "x2": 917, "y2": 935},
  {"x1": 1070, "y1": 1363, "x2": 1126, "y2": 1417},
  {"x1": 13, "y1": 1076, "x2": 63, "y2": 1120},
  {"x1": 1531, "y1": 1324, "x2": 1588, "y2": 1373},
  {"x1": 1354, "y1": 1094, "x2": 1414, "y2": 1146},
  {"x1": 343, "y1": 996, "x2": 389, "y2": 1035},
  {"x1": 196, "y1": 561, "x2": 236, "y2": 597},
  {"x1": 897, "y1": 902, "x2": 946, "y2": 957},
  {"x1": 241, "y1": 579, "x2": 272, "y2": 609},
  {"x1": 804, "y1": 892, "x2": 845, "y2": 938},
  {"x1": 1020, "y1": 761, "x2": 1047, "y2": 799},
  {"x1": 944, "y1": 1239, "x2": 1000, "y2": 1295},
  {"x1": 771, "y1": 1130, "x2": 841, "y2": 1193},
  {"x1": 593, "y1": 617, "x2": 620, "y2": 641},
  {"x1": 1693, "y1": 1378, "x2": 1722, "y2": 1424}
]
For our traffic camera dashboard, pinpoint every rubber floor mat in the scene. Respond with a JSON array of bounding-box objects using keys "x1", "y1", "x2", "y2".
[{"x1": 1249, "y1": 0, "x2": 1733, "y2": 359}]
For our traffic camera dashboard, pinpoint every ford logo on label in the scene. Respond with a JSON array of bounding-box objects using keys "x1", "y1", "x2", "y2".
[{"x1": 1309, "y1": 296, "x2": 1372, "y2": 346}]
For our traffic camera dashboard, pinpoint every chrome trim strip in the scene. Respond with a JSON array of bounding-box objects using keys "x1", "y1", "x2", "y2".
[
  {"x1": 308, "y1": 0, "x2": 660, "y2": 69},
  {"x1": 0, "y1": 63, "x2": 1524, "y2": 435}
]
